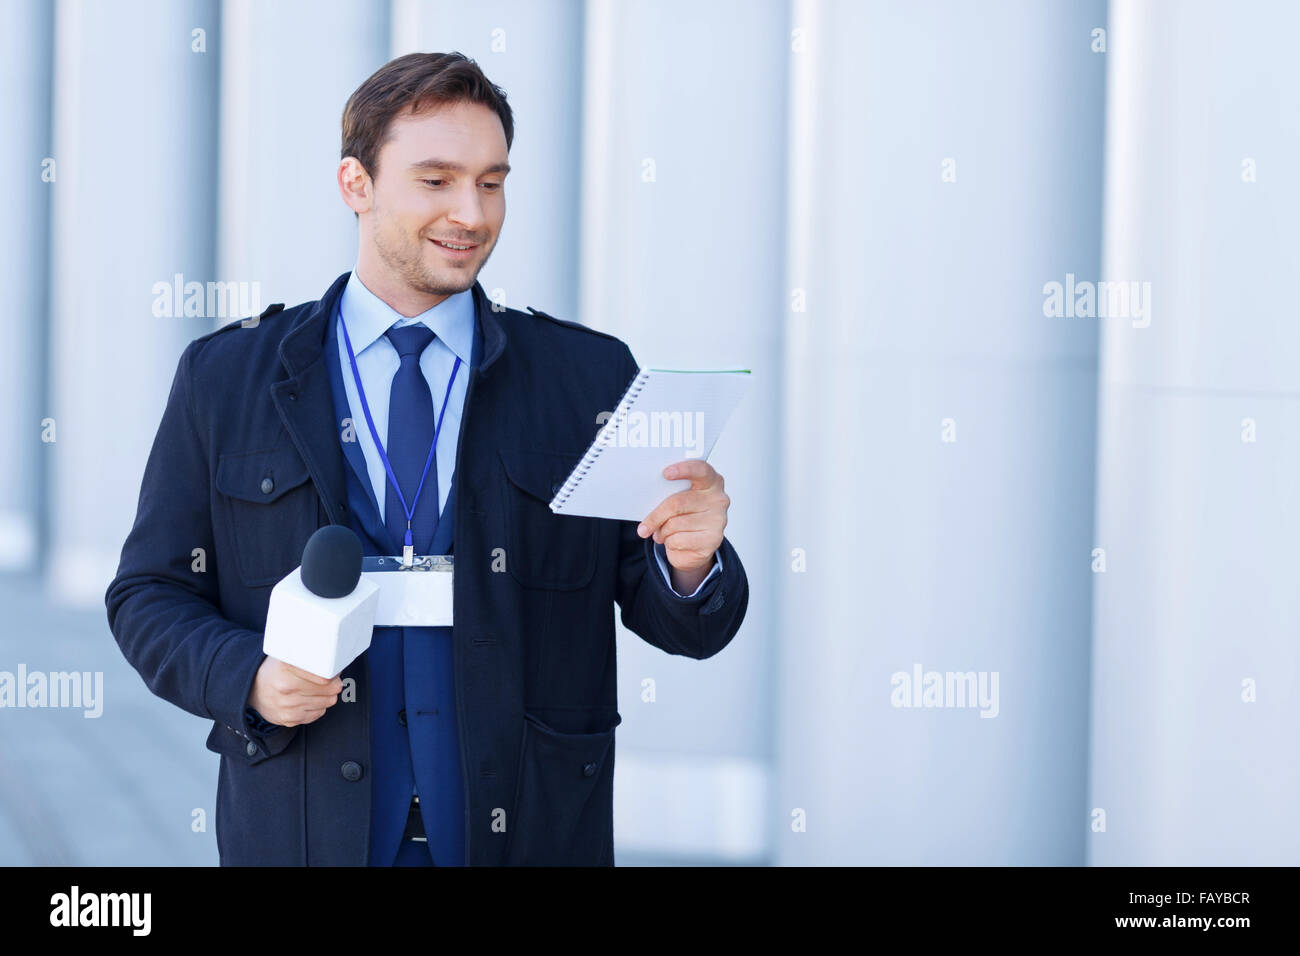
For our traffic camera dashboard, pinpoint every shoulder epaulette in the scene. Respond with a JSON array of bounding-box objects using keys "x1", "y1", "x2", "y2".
[
  {"x1": 246, "y1": 302, "x2": 285, "y2": 325},
  {"x1": 525, "y1": 305, "x2": 622, "y2": 344},
  {"x1": 190, "y1": 302, "x2": 286, "y2": 345},
  {"x1": 208, "y1": 302, "x2": 286, "y2": 335}
]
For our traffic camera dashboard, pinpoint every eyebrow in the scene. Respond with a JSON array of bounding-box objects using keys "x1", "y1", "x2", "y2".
[{"x1": 409, "y1": 158, "x2": 511, "y2": 175}]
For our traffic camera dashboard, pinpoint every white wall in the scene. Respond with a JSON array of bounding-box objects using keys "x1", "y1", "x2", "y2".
[
  {"x1": 1089, "y1": 0, "x2": 1300, "y2": 865},
  {"x1": 774, "y1": 0, "x2": 1106, "y2": 864},
  {"x1": 48, "y1": 0, "x2": 220, "y2": 604},
  {"x1": 0, "y1": 0, "x2": 53, "y2": 570}
]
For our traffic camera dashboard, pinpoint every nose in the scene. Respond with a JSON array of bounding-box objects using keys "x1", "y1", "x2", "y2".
[{"x1": 446, "y1": 181, "x2": 487, "y2": 234}]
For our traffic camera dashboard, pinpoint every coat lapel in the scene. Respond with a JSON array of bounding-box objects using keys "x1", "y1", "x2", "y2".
[
  {"x1": 323, "y1": 302, "x2": 384, "y2": 525},
  {"x1": 271, "y1": 272, "x2": 351, "y2": 527},
  {"x1": 272, "y1": 272, "x2": 509, "y2": 536}
]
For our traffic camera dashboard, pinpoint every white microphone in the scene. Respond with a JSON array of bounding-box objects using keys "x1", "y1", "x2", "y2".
[{"x1": 262, "y1": 525, "x2": 380, "y2": 679}]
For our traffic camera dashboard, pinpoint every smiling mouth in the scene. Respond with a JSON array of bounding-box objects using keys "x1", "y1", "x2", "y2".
[{"x1": 430, "y1": 238, "x2": 478, "y2": 252}]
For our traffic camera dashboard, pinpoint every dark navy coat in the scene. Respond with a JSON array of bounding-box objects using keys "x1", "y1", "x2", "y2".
[{"x1": 104, "y1": 271, "x2": 749, "y2": 865}]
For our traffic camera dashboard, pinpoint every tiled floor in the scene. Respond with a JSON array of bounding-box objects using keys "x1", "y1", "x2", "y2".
[
  {"x1": 0, "y1": 572, "x2": 217, "y2": 865},
  {"x1": 0, "y1": 572, "x2": 728, "y2": 866}
]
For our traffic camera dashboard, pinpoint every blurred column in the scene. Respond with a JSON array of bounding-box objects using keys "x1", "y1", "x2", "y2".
[
  {"x1": 48, "y1": 0, "x2": 219, "y2": 604},
  {"x1": 1089, "y1": 0, "x2": 1300, "y2": 864},
  {"x1": 777, "y1": 0, "x2": 1107, "y2": 864},
  {"x1": 580, "y1": 0, "x2": 787, "y2": 862},
  {"x1": 217, "y1": 0, "x2": 390, "y2": 308},
  {"x1": 0, "y1": 0, "x2": 53, "y2": 570},
  {"x1": 391, "y1": 0, "x2": 585, "y2": 315}
]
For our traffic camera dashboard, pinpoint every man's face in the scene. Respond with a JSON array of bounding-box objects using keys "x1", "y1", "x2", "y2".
[{"x1": 360, "y1": 100, "x2": 509, "y2": 300}]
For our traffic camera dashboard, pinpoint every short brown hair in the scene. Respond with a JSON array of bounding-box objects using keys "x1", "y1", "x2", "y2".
[{"x1": 340, "y1": 51, "x2": 514, "y2": 181}]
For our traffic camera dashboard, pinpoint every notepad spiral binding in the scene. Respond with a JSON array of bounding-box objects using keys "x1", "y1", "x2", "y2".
[{"x1": 550, "y1": 367, "x2": 652, "y2": 513}]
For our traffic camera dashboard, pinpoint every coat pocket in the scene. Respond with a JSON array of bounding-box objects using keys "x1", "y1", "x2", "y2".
[
  {"x1": 215, "y1": 445, "x2": 318, "y2": 587},
  {"x1": 498, "y1": 448, "x2": 599, "y2": 590},
  {"x1": 502, "y1": 710, "x2": 622, "y2": 865}
]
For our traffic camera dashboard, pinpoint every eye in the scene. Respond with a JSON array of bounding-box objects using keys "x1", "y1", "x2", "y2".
[
  {"x1": 480, "y1": 182, "x2": 502, "y2": 191},
  {"x1": 421, "y1": 179, "x2": 445, "y2": 187}
]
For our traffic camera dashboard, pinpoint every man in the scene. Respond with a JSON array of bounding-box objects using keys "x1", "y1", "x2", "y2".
[{"x1": 104, "y1": 51, "x2": 748, "y2": 866}]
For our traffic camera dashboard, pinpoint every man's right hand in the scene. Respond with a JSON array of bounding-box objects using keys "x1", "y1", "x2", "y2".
[{"x1": 247, "y1": 656, "x2": 343, "y2": 727}]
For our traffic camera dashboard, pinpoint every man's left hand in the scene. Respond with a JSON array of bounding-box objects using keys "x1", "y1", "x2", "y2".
[{"x1": 636, "y1": 460, "x2": 730, "y2": 589}]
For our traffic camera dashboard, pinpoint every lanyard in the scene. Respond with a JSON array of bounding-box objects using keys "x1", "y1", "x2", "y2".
[{"x1": 339, "y1": 307, "x2": 462, "y2": 563}]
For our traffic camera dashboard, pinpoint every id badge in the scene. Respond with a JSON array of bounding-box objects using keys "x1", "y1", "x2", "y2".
[{"x1": 360, "y1": 555, "x2": 453, "y2": 627}]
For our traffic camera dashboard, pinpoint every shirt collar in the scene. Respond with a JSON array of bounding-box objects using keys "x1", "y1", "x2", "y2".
[{"x1": 338, "y1": 268, "x2": 475, "y2": 365}]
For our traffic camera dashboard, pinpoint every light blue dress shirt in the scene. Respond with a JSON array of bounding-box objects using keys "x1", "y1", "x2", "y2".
[{"x1": 336, "y1": 270, "x2": 721, "y2": 598}]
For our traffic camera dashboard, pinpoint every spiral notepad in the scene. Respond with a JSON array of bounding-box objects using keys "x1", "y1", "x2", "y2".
[{"x1": 549, "y1": 367, "x2": 751, "y2": 521}]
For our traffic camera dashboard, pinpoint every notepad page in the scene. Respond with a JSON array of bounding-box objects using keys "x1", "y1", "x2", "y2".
[{"x1": 549, "y1": 368, "x2": 751, "y2": 521}]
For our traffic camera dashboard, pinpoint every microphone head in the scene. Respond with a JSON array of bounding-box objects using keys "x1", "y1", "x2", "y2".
[{"x1": 299, "y1": 525, "x2": 363, "y2": 598}]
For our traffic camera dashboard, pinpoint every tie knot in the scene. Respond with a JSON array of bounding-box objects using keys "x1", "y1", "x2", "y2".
[{"x1": 385, "y1": 324, "x2": 436, "y2": 359}]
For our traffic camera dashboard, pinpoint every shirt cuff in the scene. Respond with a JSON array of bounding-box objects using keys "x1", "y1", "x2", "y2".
[
  {"x1": 244, "y1": 706, "x2": 279, "y2": 738},
  {"x1": 653, "y1": 541, "x2": 723, "y2": 598}
]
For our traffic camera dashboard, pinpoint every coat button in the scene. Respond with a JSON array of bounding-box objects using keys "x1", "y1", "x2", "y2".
[
  {"x1": 341, "y1": 760, "x2": 363, "y2": 782},
  {"x1": 398, "y1": 709, "x2": 407, "y2": 727},
  {"x1": 245, "y1": 741, "x2": 258, "y2": 757},
  {"x1": 260, "y1": 477, "x2": 274, "y2": 495},
  {"x1": 582, "y1": 761, "x2": 597, "y2": 777}
]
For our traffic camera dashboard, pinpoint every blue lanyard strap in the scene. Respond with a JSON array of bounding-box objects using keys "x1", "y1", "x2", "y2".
[{"x1": 338, "y1": 307, "x2": 462, "y2": 549}]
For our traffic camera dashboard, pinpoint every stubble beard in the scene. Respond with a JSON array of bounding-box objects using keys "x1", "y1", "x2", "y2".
[{"x1": 375, "y1": 216, "x2": 492, "y2": 299}]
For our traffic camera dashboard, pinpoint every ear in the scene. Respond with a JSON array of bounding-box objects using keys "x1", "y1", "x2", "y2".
[{"x1": 338, "y1": 157, "x2": 373, "y2": 215}]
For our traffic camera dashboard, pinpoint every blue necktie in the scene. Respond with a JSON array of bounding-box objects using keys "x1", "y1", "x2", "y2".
[{"x1": 383, "y1": 325, "x2": 439, "y2": 554}]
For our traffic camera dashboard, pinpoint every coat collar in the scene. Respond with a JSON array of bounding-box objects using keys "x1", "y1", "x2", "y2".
[
  {"x1": 276, "y1": 271, "x2": 506, "y2": 378},
  {"x1": 337, "y1": 270, "x2": 475, "y2": 367},
  {"x1": 271, "y1": 271, "x2": 506, "y2": 526}
]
